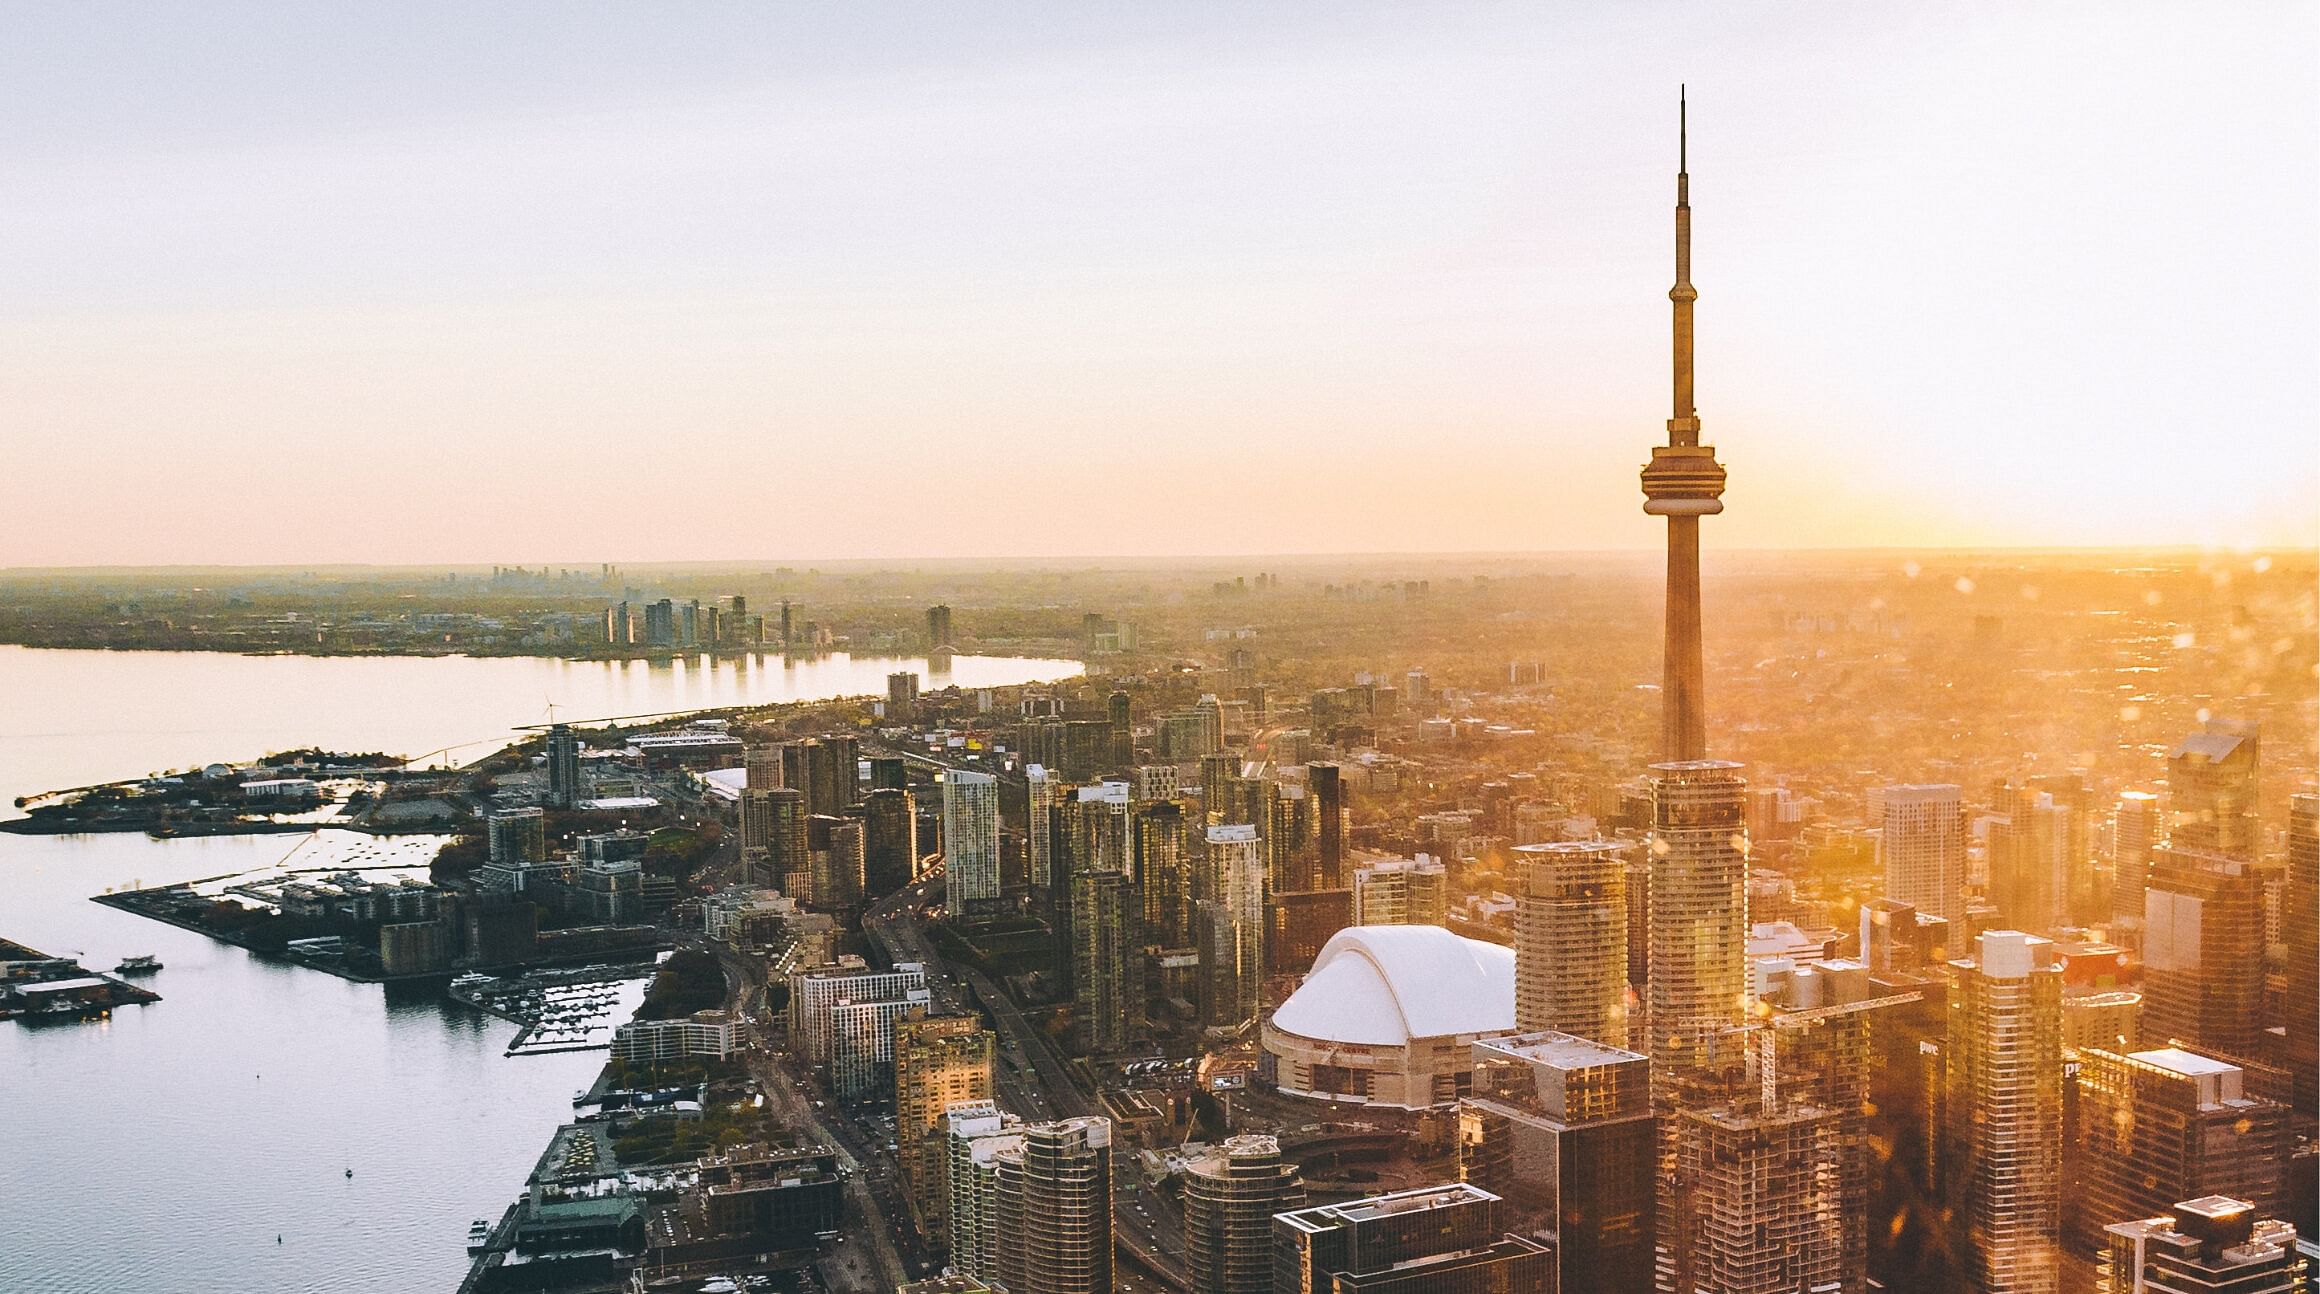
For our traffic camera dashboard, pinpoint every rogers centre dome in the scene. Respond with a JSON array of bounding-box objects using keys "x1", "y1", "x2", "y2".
[{"x1": 1261, "y1": 924, "x2": 1515, "y2": 1110}]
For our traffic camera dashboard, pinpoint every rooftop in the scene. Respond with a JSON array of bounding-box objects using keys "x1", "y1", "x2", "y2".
[
  {"x1": 1269, "y1": 924, "x2": 1514, "y2": 1047},
  {"x1": 2132, "y1": 1047, "x2": 2237, "y2": 1077}
]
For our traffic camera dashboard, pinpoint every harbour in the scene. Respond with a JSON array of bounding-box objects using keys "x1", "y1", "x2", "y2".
[{"x1": 0, "y1": 643, "x2": 1079, "y2": 1294}]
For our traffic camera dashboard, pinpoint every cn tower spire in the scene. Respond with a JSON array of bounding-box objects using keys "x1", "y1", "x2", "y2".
[{"x1": 1640, "y1": 87, "x2": 1727, "y2": 762}]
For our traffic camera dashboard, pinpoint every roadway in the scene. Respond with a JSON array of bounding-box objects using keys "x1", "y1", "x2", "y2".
[
  {"x1": 719, "y1": 941, "x2": 919, "y2": 1292},
  {"x1": 863, "y1": 874, "x2": 1193, "y2": 1290}
]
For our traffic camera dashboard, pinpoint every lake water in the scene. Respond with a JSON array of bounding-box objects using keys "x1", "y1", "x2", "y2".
[{"x1": 0, "y1": 645, "x2": 1079, "y2": 1293}]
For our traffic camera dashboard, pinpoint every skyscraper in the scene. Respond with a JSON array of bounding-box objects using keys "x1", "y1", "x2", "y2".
[
  {"x1": 927, "y1": 603, "x2": 955, "y2": 651},
  {"x1": 2140, "y1": 843, "x2": 2267, "y2": 1059},
  {"x1": 1182, "y1": 1134, "x2": 1302, "y2": 1294},
  {"x1": 808, "y1": 813, "x2": 865, "y2": 912},
  {"x1": 862, "y1": 786, "x2": 918, "y2": 898},
  {"x1": 756, "y1": 786, "x2": 809, "y2": 894},
  {"x1": 943, "y1": 771, "x2": 1002, "y2": 917},
  {"x1": 1200, "y1": 823, "x2": 1264, "y2": 1032},
  {"x1": 1646, "y1": 759, "x2": 1749, "y2": 1103},
  {"x1": 2165, "y1": 719, "x2": 2259, "y2": 856},
  {"x1": 1135, "y1": 798, "x2": 1192, "y2": 948},
  {"x1": 1880, "y1": 783, "x2": 1966, "y2": 925},
  {"x1": 1638, "y1": 88, "x2": 1727, "y2": 765},
  {"x1": 1462, "y1": 1031, "x2": 1656, "y2": 1294},
  {"x1": 2283, "y1": 791, "x2": 2316, "y2": 1116},
  {"x1": 1106, "y1": 690, "x2": 1133, "y2": 768},
  {"x1": 2108, "y1": 789, "x2": 2160, "y2": 926},
  {"x1": 1069, "y1": 868, "x2": 1140, "y2": 1053},
  {"x1": 1945, "y1": 930, "x2": 2064, "y2": 1294},
  {"x1": 744, "y1": 742, "x2": 783, "y2": 792},
  {"x1": 1025, "y1": 763, "x2": 1057, "y2": 893},
  {"x1": 894, "y1": 1010, "x2": 996, "y2": 1249},
  {"x1": 1988, "y1": 782, "x2": 2070, "y2": 934},
  {"x1": 994, "y1": 1116, "x2": 1114, "y2": 1294},
  {"x1": 946, "y1": 1101, "x2": 1023, "y2": 1283},
  {"x1": 544, "y1": 723, "x2": 581, "y2": 809},
  {"x1": 2068, "y1": 1046, "x2": 2288, "y2": 1271},
  {"x1": 1308, "y1": 762, "x2": 1347, "y2": 890},
  {"x1": 1513, "y1": 840, "x2": 1631, "y2": 1049}
]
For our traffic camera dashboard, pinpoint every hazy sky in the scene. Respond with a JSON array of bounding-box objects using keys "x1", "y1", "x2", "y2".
[{"x1": 3, "y1": 3, "x2": 2314, "y2": 566}]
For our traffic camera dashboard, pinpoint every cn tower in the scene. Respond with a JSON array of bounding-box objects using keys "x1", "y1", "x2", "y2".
[{"x1": 1639, "y1": 87, "x2": 1727, "y2": 762}]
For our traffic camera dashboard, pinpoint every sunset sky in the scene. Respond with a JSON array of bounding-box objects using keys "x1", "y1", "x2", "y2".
[{"x1": 3, "y1": 3, "x2": 2314, "y2": 567}]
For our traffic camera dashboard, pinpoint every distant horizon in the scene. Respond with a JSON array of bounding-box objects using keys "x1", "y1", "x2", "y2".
[{"x1": 5, "y1": 541, "x2": 2309, "y2": 579}]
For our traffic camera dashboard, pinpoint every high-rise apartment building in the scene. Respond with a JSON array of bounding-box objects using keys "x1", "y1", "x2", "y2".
[
  {"x1": 1646, "y1": 759, "x2": 1749, "y2": 1102},
  {"x1": 927, "y1": 603, "x2": 955, "y2": 651},
  {"x1": 2069, "y1": 1046, "x2": 2288, "y2": 1271},
  {"x1": 808, "y1": 813, "x2": 865, "y2": 912},
  {"x1": 945, "y1": 1102, "x2": 1023, "y2": 1283},
  {"x1": 887, "y1": 671, "x2": 920, "y2": 720},
  {"x1": 2099, "y1": 1196, "x2": 2308, "y2": 1294},
  {"x1": 943, "y1": 771, "x2": 1002, "y2": 917},
  {"x1": 1308, "y1": 762, "x2": 1348, "y2": 890},
  {"x1": 2284, "y1": 791, "x2": 2316, "y2": 1116},
  {"x1": 787, "y1": 959, "x2": 928, "y2": 1066},
  {"x1": 1512, "y1": 840, "x2": 1630, "y2": 1048},
  {"x1": 1135, "y1": 798, "x2": 1192, "y2": 948},
  {"x1": 1069, "y1": 868, "x2": 1140, "y2": 1054},
  {"x1": 1350, "y1": 856, "x2": 1449, "y2": 928},
  {"x1": 2166, "y1": 720, "x2": 2260, "y2": 856},
  {"x1": 1646, "y1": 758, "x2": 1749, "y2": 1293},
  {"x1": 823, "y1": 733, "x2": 859, "y2": 810},
  {"x1": 2141, "y1": 844, "x2": 2266, "y2": 1057},
  {"x1": 994, "y1": 1116, "x2": 1114, "y2": 1294},
  {"x1": 486, "y1": 808, "x2": 547, "y2": 866},
  {"x1": 862, "y1": 786, "x2": 917, "y2": 898},
  {"x1": 754, "y1": 786, "x2": 809, "y2": 894},
  {"x1": 544, "y1": 723, "x2": 581, "y2": 809},
  {"x1": 1200, "y1": 824, "x2": 1264, "y2": 1032},
  {"x1": 1065, "y1": 781, "x2": 1132, "y2": 876},
  {"x1": 744, "y1": 742, "x2": 783, "y2": 793},
  {"x1": 1880, "y1": 783, "x2": 1966, "y2": 925},
  {"x1": 1267, "y1": 781, "x2": 1319, "y2": 894},
  {"x1": 1461, "y1": 1031, "x2": 1655, "y2": 1294},
  {"x1": 1025, "y1": 763, "x2": 1057, "y2": 893},
  {"x1": 1107, "y1": 690, "x2": 1133, "y2": 768},
  {"x1": 1183, "y1": 1134, "x2": 1302, "y2": 1294},
  {"x1": 1272, "y1": 1182, "x2": 1551, "y2": 1293},
  {"x1": 1945, "y1": 930, "x2": 2065, "y2": 1294},
  {"x1": 2108, "y1": 790, "x2": 2160, "y2": 926},
  {"x1": 1988, "y1": 782, "x2": 2071, "y2": 934},
  {"x1": 894, "y1": 1011, "x2": 995, "y2": 1248}
]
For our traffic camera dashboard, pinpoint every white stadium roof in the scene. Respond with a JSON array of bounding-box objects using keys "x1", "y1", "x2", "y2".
[{"x1": 1269, "y1": 925, "x2": 1515, "y2": 1047}]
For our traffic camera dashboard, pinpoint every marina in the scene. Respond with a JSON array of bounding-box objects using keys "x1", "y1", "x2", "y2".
[{"x1": 450, "y1": 964, "x2": 657, "y2": 1056}]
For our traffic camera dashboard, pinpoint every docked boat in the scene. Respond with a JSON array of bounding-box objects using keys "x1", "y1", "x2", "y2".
[{"x1": 115, "y1": 955, "x2": 162, "y2": 975}]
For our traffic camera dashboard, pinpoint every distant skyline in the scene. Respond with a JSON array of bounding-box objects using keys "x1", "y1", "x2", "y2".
[{"x1": 4, "y1": 3, "x2": 2314, "y2": 567}]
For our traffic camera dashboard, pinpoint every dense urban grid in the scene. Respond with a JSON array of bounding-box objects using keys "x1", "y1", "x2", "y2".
[{"x1": 10, "y1": 110, "x2": 2315, "y2": 1294}]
